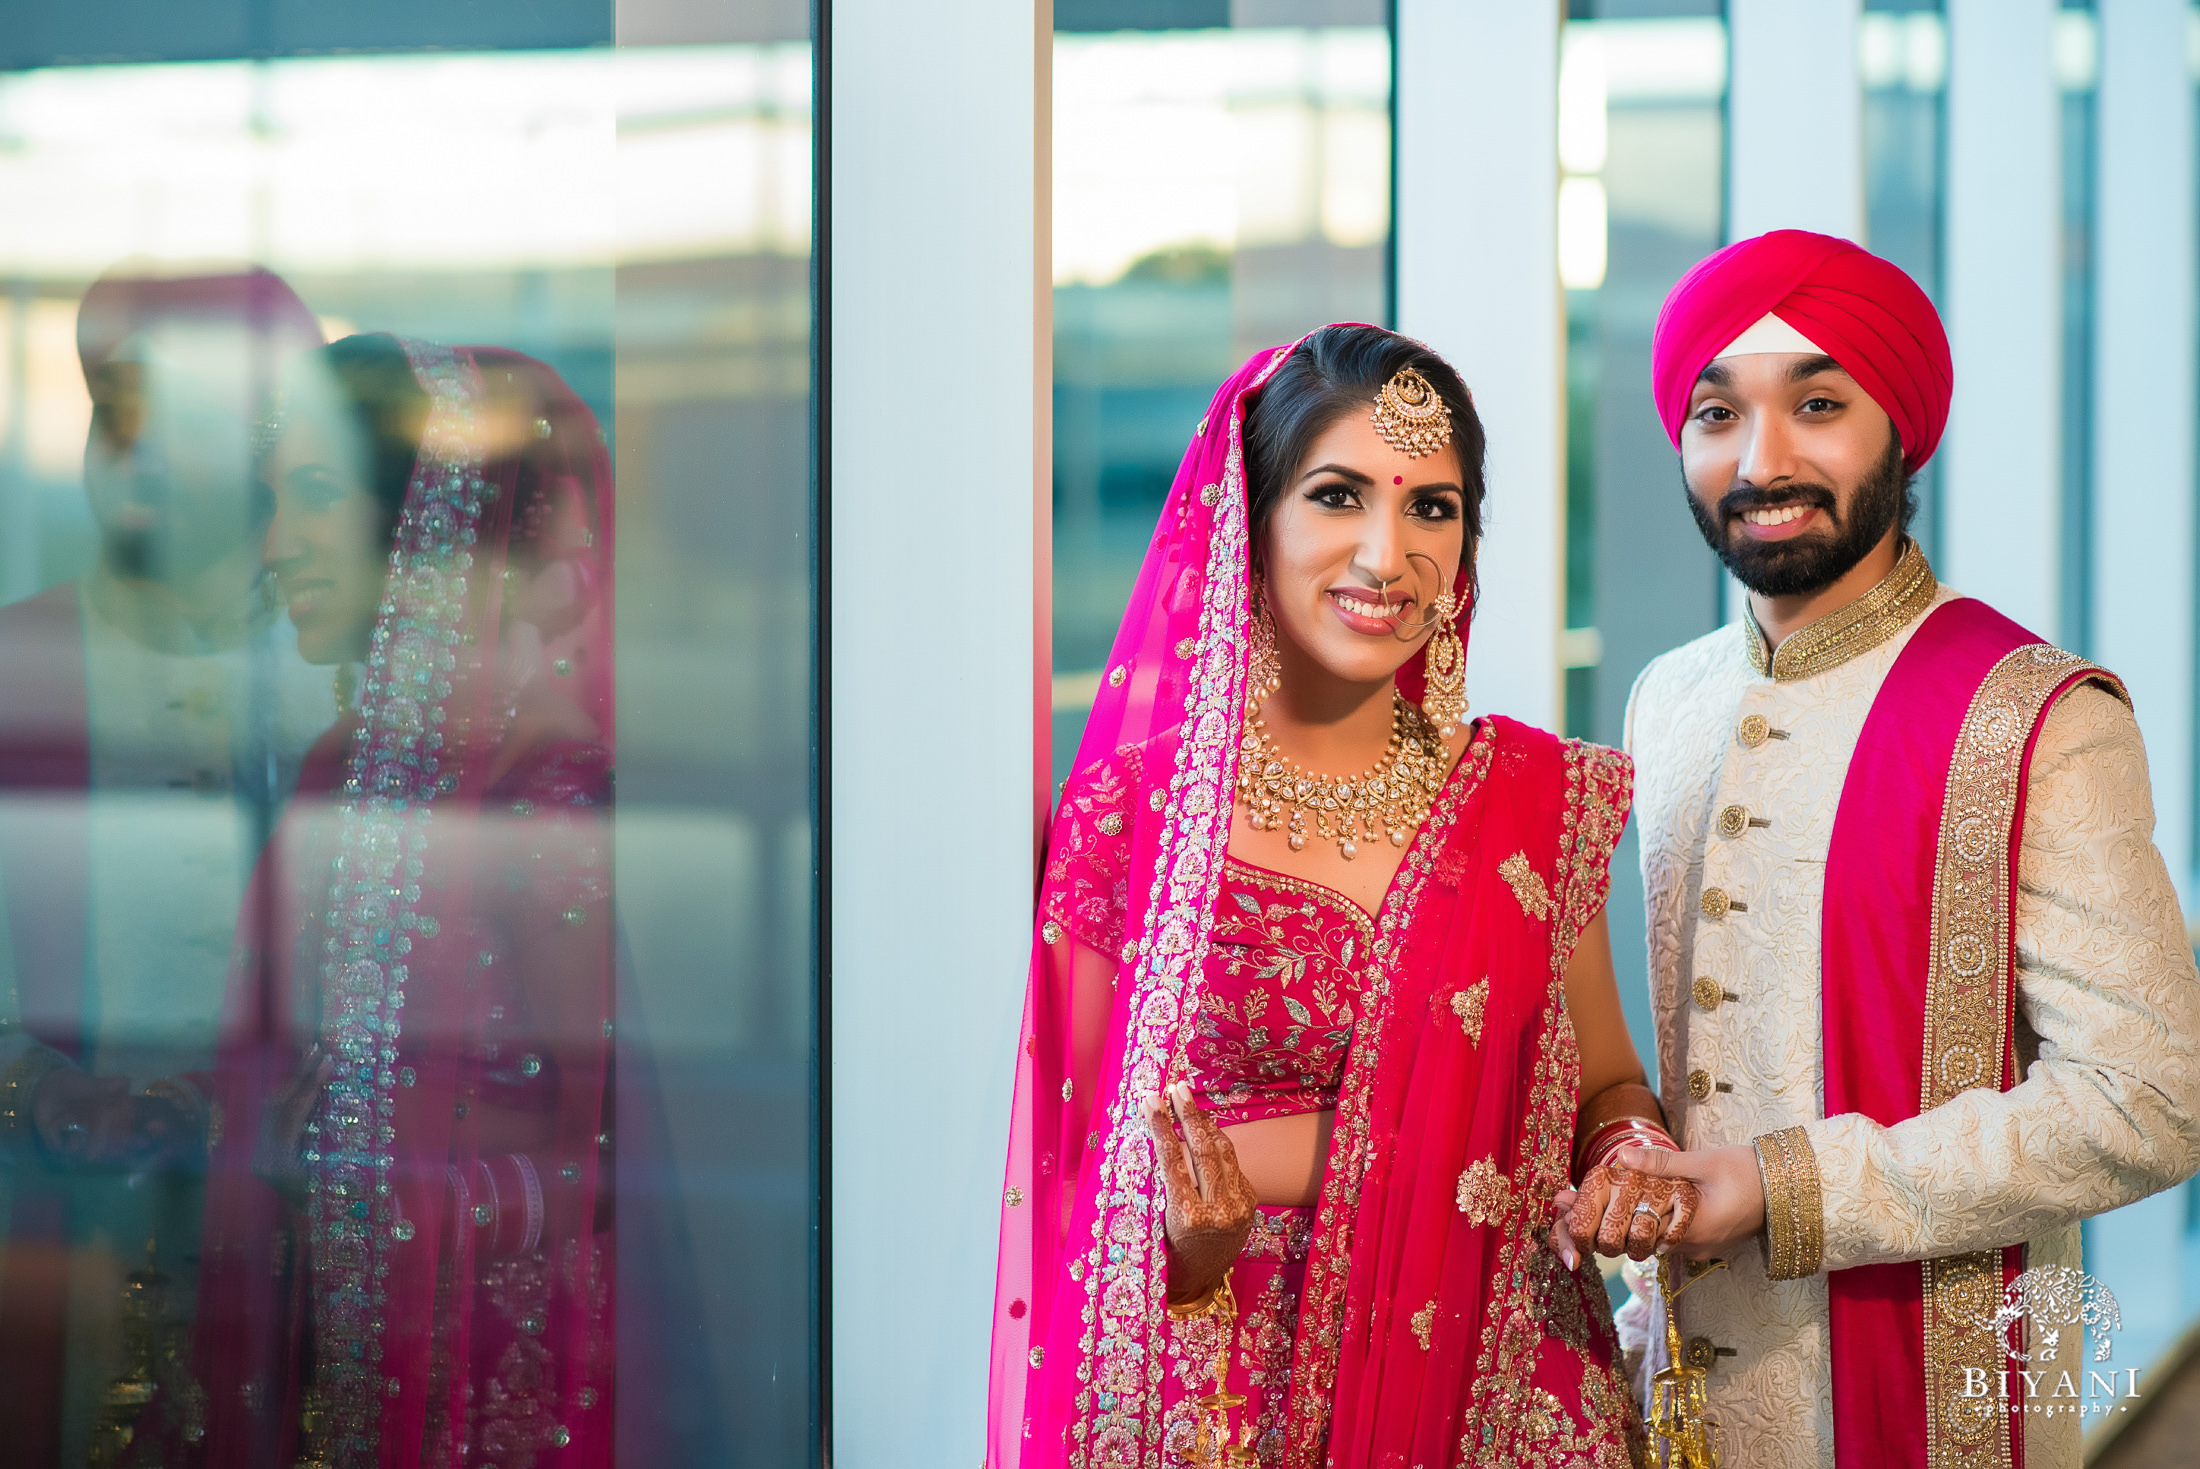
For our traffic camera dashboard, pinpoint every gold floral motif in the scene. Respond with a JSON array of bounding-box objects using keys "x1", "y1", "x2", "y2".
[
  {"x1": 1498, "y1": 852, "x2": 1556, "y2": 921},
  {"x1": 1451, "y1": 978, "x2": 1490, "y2": 1042},
  {"x1": 1410, "y1": 1299, "x2": 1438, "y2": 1351},
  {"x1": 1743, "y1": 538, "x2": 1939, "y2": 681},
  {"x1": 1456, "y1": 1157, "x2": 1513, "y2": 1225}
]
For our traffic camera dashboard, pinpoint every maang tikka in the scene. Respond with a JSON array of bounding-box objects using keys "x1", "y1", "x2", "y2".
[{"x1": 1370, "y1": 365, "x2": 1453, "y2": 459}]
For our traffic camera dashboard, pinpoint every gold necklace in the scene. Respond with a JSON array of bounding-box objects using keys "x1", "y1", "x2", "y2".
[{"x1": 1235, "y1": 687, "x2": 1447, "y2": 860}]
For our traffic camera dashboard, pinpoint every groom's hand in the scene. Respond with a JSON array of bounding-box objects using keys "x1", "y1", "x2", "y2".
[{"x1": 1611, "y1": 1143, "x2": 1765, "y2": 1258}]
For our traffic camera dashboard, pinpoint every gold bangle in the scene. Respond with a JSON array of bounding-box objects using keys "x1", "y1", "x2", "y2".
[{"x1": 1754, "y1": 1125, "x2": 1825, "y2": 1281}]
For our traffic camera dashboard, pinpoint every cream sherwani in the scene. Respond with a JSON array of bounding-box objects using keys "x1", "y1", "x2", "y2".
[{"x1": 1624, "y1": 558, "x2": 2200, "y2": 1469}]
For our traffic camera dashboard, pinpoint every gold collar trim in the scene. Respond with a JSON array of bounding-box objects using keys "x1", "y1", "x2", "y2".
[{"x1": 1744, "y1": 540, "x2": 1939, "y2": 682}]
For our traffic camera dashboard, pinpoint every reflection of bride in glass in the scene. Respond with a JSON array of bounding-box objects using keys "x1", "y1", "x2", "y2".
[
  {"x1": 182, "y1": 335, "x2": 614, "y2": 1468},
  {"x1": 989, "y1": 325, "x2": 1677, "y2": 1467}
]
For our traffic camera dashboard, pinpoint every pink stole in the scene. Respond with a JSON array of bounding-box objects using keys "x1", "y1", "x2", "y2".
[{"x1": 1821, "y1": 597, "x2": 2121, "y2": 1469}]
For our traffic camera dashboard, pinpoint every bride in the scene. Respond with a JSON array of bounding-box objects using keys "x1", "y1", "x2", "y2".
[{"x1": 988, "y1": 324, "x2": 1687, "y2": 1468}]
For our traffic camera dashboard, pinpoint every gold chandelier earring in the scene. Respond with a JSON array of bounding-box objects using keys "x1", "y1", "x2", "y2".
[
  {"x1": 1403, "y1": 554, "x2": 1468, "y2": 738},
  {"x1": 1247, "y1": 574, "x2": 1282, "y2": 712},
  {"x1": 1420, "y1": 589, "x2": 1468, "y2": 738}
]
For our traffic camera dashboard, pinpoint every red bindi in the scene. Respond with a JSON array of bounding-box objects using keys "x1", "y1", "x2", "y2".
[{"x1": 1393, "y1": 475, "x2": 1403, "y2": 484}]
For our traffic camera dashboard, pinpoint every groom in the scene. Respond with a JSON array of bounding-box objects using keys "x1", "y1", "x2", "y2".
[{"x1": 1590, "y1": 230, "x2": 2200, "y2": 1468}]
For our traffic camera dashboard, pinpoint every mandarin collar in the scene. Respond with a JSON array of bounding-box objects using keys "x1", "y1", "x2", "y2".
[{"x1": 1743, "y1": 539, "x2": 1939, "y2": 682}]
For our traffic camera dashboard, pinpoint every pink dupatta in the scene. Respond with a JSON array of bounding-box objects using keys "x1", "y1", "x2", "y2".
[{"x1": 989, "y1": 334, "x2": 1643, "y2": 1468}]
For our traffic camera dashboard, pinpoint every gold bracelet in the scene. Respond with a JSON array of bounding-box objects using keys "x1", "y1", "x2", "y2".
[{"x1": 1753, "y1": 1125, "x2": 1825, "y2": 1281}]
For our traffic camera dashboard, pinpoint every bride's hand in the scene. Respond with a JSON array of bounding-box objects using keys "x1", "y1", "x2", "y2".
[
  {"x1": 1143, "y1": 1081, "x2": 1258, "y2": 1304},
  {"x1": 1548, "y1": 1161, "x2": 1699, "y2": 1266}
]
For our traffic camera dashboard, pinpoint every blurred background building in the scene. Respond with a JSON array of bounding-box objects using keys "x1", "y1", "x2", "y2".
[{"x1": 0, "y1": 0, "x2": 2195, "y2": 1462}]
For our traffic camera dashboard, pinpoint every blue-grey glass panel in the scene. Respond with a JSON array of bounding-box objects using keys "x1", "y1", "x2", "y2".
[{"x1": 0, "y1": 6, "x2": 816, "y2": 1464}]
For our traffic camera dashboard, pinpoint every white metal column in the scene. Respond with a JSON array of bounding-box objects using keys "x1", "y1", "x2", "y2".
[
  {"x1": 2092, "y1": 0, "x2": 2195, "y2": 906},
  {"x1": 2082, "y1": 0, "x2": 2198, "y2": 1380},
  {"x1": 1726, "y1": 0, "x2": 1863, "y2": 243},
  {"x1": 1394, "y1": 0, "x2": 1562, "y2": 732},
  {"x1": 828, "y1": 0, "x2": 1045, "y2": 1458},
  {"x1": 1941, "y1": 0, "x2": 2061, "y2": 637}
]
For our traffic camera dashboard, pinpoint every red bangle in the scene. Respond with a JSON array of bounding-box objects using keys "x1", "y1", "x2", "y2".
[
  {"x1": 1575, "y1": 1115, "x2": 1665, "y2": 1161},
  {"x1": 1575, "y1": 1121, "x2": 1676, "y2": 1183}
]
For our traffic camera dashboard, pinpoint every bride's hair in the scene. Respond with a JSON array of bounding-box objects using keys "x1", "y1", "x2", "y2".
[
  {"x1": 1242, "y1": 324, "x2": 1486, "y2": 609},
  {"x1": 320, "y1": 332, "x2": 431, "y2": 551}
]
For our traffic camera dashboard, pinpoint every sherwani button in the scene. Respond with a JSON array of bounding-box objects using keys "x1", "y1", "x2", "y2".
[
  {"x1": 1700, "y1": 888, "x2": 1744, "y2": 919},
  {"x1": 1687, "y1": 1068, "x2": 1713, "y2": 1101},
  {"x1": 1692, "y1": 977, "x2": 1738, "y2": 1012},
  {"x1": 1735, "y1": 715, "x2": 1791, "y2": 748},
  {"x1": 1684, "y1": 1336, "x2": 1737, "y2": 1369},
  {"x1": 1716, "y1": 805, "x2": 1771, "y2": 838}
]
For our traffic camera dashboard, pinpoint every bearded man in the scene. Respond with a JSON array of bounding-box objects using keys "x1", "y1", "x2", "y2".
[{"x1": 1564, "y1": 229, "x2": 2200, "y2": 1469}]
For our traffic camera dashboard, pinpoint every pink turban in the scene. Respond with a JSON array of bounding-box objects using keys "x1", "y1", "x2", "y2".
[
  {"x1": 1651, "y1": 229, "x2": 1952, "y2": 475},
  {"x1": 76, "y1": 266, "x2": 322, "y2": 382}
]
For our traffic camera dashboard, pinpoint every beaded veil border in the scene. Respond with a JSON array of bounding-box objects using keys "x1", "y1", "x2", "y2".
[{"x1": 308, "y1": 340, "x2": 495, "y2": 1463}]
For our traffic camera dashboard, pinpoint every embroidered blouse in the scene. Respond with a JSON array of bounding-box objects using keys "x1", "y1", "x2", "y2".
[{"x1": 1044, "y1": 750, "x2": 1374, "y2": 1126}]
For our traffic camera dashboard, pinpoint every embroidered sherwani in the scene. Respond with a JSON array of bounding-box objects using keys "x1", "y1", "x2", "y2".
[{"x1": 1625, "y1": 546, "x2": 2200, "y2": 1469}]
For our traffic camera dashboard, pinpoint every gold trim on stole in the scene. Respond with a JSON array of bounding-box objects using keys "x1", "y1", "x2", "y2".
[{"x1": 1917, "y1": 644, "x2": 2125, "y2": 1469}]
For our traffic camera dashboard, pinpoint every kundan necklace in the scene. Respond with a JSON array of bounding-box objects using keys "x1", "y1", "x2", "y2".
[{"x1": 1236, "y1": 688, "x2": 1447, "y2": 860}]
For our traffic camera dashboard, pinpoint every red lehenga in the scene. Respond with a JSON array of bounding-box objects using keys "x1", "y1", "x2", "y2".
[
  {"x1": 988, "y1": 335, "x2": 1647, "y2": 1469},
  {"x1": 185, "y1": 340, "x2": 615, "y2": 1469}
]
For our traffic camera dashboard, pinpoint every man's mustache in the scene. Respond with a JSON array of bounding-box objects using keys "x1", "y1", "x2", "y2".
[{"x1": 1716, "y1": 482, "x2": 1840, "y2": 526}]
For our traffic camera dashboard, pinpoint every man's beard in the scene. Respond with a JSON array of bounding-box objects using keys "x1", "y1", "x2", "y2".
[{"x1": 1685, "y1": 435, "x2": 1909, "y2": 597}]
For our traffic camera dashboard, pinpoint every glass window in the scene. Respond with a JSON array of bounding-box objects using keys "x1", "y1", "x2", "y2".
[
  {"x1": 1557, "y1": 0, "x2": 1727, "y2": 1073},
  {"x1": 1051, "y1": 0, "x2": 1391, "y2": 786},
  {"x1": 0, "y1": 4, "x2": 816, "y2": 1464},
  {"x1": 1859, "y1": 1, "x2": 1947, "y2": 562}
]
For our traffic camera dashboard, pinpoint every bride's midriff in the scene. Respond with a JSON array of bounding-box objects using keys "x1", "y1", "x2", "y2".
[{"x1": 1224, "y1": 1108, "x2": 1335, "y2": 1207}]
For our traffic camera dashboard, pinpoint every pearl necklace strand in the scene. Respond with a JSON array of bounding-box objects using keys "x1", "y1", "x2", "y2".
[{"x1": 1235, "y1": 686, "x2": 1447, "y2": 860}]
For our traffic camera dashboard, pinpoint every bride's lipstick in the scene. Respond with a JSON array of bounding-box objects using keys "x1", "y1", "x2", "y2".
[{"x1": 1326, "y1": 586, "x2": 1409, "y2": 635}]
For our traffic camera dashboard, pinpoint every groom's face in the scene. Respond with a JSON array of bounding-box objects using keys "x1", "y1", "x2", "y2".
[{"x1": 1680, "y1": 352, "x2": 1906, "y2": 598}]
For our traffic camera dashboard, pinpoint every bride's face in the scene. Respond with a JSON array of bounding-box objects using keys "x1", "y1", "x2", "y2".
[
  {"x1": 1259, "y1": 410, "x2": 1467, "y2": 690},
  {"x1": 262, "y1": 407, "x2": 390, "y2": 666}
]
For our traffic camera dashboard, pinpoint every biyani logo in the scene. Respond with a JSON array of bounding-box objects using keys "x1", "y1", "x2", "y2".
[{"x1": 1957, "y1": 1266, "x2": 2144, "y2": 1416}]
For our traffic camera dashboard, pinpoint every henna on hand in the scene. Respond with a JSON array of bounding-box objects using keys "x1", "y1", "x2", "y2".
[
  {"x1": 1144, "y1": 1081, "x2": 1258, "y2": 1303},
  {"x1": 1567, "y1": 1162, "x2": 1699, "y2": 1262}
]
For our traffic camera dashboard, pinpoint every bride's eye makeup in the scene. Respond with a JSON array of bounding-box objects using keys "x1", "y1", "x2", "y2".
[
  {"x1": 1304, "y1": 480, "x2": 1361, "y2": 510},
  {"x1": 1407, "y1": 490, "x2": 1461, "y2": 522}
]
